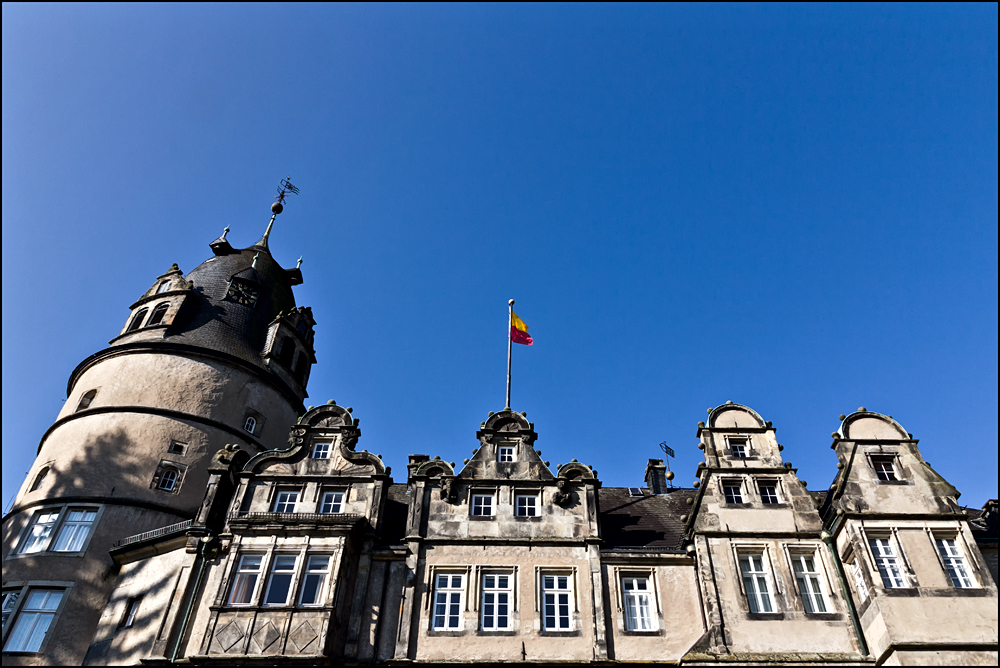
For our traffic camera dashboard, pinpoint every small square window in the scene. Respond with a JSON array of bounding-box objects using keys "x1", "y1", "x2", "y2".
[
  {"x1": 167, "y1": 441, "x2": 186, "y2": 455},
  {"x1": 498, "y1": 446, "x2": 514, "y2": 463},
  {"x1": 729, "y1": 437, "x2": 748, "y2": 458},
  {"x1": 472, "y1": 494, "x2": 495, "y2": 517},
  {"x1": 758, "y1": 483, "x2": 779, "y2": 505},
  {"x1": 871, "y1": 456, "x2": 897, "y2": 481},
  {"x1": 320, "y1": 491, "x2": 344, "y2": 514},
  {"x1": 273, "y1": 491, "x2": 299, "y2": 513},
  {"x1": 723, "y1": 484, "x2": 744, "y2": 504},
  {"x1": 312, "y1": 442, "x2": 331, "y2": 459},
  {"x1": 515, "y1": 494, "x2": 537, "y2": 517}
]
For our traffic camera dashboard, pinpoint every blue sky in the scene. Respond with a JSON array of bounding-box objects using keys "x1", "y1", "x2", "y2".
[{"x1": 3, "y1": 4, "x2": 997, "y2": 508}]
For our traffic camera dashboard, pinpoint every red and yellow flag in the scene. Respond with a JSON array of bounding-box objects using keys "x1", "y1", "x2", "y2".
[{"x1": 510, "y1": 311, "x2": 533, "y2": 345}]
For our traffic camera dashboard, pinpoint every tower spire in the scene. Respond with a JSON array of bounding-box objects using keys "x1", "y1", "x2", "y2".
[{"x1": 256, "y1": 177, "x2": 300, "y2": 250}]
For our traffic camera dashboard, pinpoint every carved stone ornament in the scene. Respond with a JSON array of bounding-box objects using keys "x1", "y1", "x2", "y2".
[
  {"x1": 552, "y1": 479, "x2": 572, "y2": 507},
  {"x1": 440, "y1": 477, "x2": 458, "y2": 503}
]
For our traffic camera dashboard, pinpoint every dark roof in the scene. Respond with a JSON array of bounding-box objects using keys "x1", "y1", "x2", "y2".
[
  {"x1": 962, "y1": 501, "x2": 998, "y2": 542},
  {"x1": 599, "y1": 487, "x2": 696, "y2": 552},
  {"x1": 378, "y1": 484, "x2": 410, "y2": 545},
  {"x1": 149, "y1": 246, "x2": 297, "y2": 370}
]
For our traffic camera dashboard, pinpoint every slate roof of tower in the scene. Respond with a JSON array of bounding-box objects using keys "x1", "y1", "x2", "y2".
[
  {"x1": 161, "y1": 246, "x2": 296, "y2": 370},
  {"x1": 598, "y1": 487, "x2": 697, "y2": 552}
]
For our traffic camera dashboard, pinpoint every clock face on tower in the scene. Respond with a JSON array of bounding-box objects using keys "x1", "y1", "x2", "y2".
[{"x1": 225, "y1": 279, "x2": 259, "y2": 307}]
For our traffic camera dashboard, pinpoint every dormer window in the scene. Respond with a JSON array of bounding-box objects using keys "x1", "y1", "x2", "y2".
[
  {"x1": 156, "y1": 281, "x2": 171, "y2": 294},
  {"x1": 244, "y1": 416, "x2": 257, "y2": 434},
  {"x1": 871, "y1": 456, "x2": 897, "y2": 481},
  {"x1": 146, "y1": 302, "x2": 169, "y2": 327},
  {"x1": 729, "y1": 437, "x2": 748, "y2": 458},
  {"x1": 498, "y1": 446, "x2": 514, "y2": 463},
  {"x1": 312, "y1": 442, "x2": 331, "y2": 459},
  {"x1": 126, "y1": 308, "x2": 148, "y2": 332},
  {"x1": 157, "y1": 468, "x2": 179, "y2": 492}
]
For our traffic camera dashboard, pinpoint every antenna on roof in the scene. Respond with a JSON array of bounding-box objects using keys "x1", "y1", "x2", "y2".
[
  {"x1": 659, "y1": 441, "x2": 675, "y2": 488},
  {"x1": 256, "y1": 177, "x2": 300, "y2": 250}
]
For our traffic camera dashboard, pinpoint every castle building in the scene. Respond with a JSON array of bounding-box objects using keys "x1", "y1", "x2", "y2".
[{"x1": 1, "y1": 206, "x2": 997, "y2": 666}]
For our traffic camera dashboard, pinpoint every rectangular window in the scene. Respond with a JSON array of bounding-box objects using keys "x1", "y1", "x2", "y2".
[
  {"x1": 498, "y1": 446, "x2": 514, "y2": 463},
  {"x1": 263, "y1": 555, "x2": 297, "y2": 606},
  {"x1": 515, "y1": 494, "x2": 537, "y2": 517},
  {"x1": 622, "y1": 575, "x2": 655, "y2": 631},
  {"x1": 229, "y1": 554, "x2": 263, "y2": 605},
  {"x1": 723, "y1": 484, "x2": 744, "y2": 504},
  {"x1": 319, "y1": 491, "x2": 345, "y2": 514},
  {"x1": 121, "y1": 597, "x2": 142, "y2": 628},
  {"x1": 936, "y1": 538, "x2": 974, "y2": 588},
  {"x1": 871, "y1": 456, "x2": 897, "y2": 481},
  {"x1": 480, "y1": 573, "x2": 512, "y2": 630},
  {"x1": 790, "y1": 554, "x2": 828, "y2": 613},
  {"x1": 739, "y1": 554, "x2": 773, "y2": 613},
  {"x1": 3, "y1": 589, "x2": 63, "y2": 653},
  {"x1": 472, "y1": 494, "x2": 494, "y2": 517},
  {"x1": 849, "y1": 558, "x2": 869, "y2": 602},
  {"x1": 312, "y1": 442, "x2": 331, "y2": 459},
  {"x1": 433, "y1": 574, "x2": 464, "y2": 630},
  {"x1": 51, "y1": 508, "x2": 98, "y2": 552},
  {"x1": 729, "y1": 438, "x2": 748, "y2": 458},
  {"x1": 272, "y1": 490, "x2": 299, "y2": 513},
  {"x1": 299, "y1": 555, "x2": 331, "y2": 606},
  {"x1": 542, "y1": 574, "x2": 572, "y2": 630},
  {"x1": 758, "y1": 483, "x2": 780, "y2": 505},
  {"x1": 869, "y1": 538, "x2": 906, "y2": 588},
  {"x1": 18, "y1": 510, "x2": 60, "y2": 554}
]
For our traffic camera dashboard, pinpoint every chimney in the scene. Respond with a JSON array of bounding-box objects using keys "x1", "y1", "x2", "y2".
[{"x1": 645, "y1": 459, "x2": 668, "y2": 495}]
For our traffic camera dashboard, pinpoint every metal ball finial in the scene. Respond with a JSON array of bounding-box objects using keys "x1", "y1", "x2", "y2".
[
  {"x1": 508, "y1": 299, "x2": 515, "y2": 305},
  {"x1": 271, "y1": 201, "x2": 284, "y2": 214}
]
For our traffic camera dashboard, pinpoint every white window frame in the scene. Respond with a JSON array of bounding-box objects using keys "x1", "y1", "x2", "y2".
[
  {"x1": 847, "y1": 554, "x2": 869, "y2": 602},
  {"x1": 228, "y1": 554, "x2": 264, "y2": 606},
  {"x1": 298, "y1": 555, "x2": 332, "y2": 606},
  {"x1": 2, "y1": 589, "x2": 22, "y2": 631},
  {"x1": 272, "y1": 490, "x2": 299, "y2": 513},
  {"x1": 50, "y1": 508, "x2": 99, "y2": 553},
  {"x1": 868, "y1": 537, "x2": 907, "y2": 588},
  {"x1": 319, "y1": 491, "x2": 345, "y2": 514},
  {"x1": 757, "y1": 480, "x2": 780, "y2": 505},
  {"x1": 471, "y1": 493, "x2": 495, "y2": 517},
  {"x1": 498, "y1": 446, "x2": 515, "y2": 463},
  {"x1": 17, "y1": 509, "x2": 61, "y2": 555},
  {"x1": 243, "y1": 416, "x2": 257, "y2": 434},
  {"x1": 870, "y1": 455, "x2": 898, "y2": 482},
  {"x1": 789, "y1": 552, "x2": 828, "y2": 613},
  {"x1": 432, "y1": 573, "x2": 465, "y2": 630},
  {"x1": 262, "y1": 554, "x2": 298, "y2": 607},
  {"x1": 157, "y1": 468, "x2": 180, "y2": 492},
  {"x1": 727, "y1": 436, "x2": 750, "y2": 458},
  {"x1": 722, "y1": 480, "x2": 744, "y2": 504},
  {"x1": 739, "y1": 553, "x2": 775, "y2": 613},
  {"x1": 122, "y1": 597, "x2": 142, "y2": 628},
  {"x1": 312, "y1": 442, "x2": 331, "y2": 459},
  {"x1": 2, "y1": 588, "x2": 65, "y2": 654},
  {"x1": 935, "y1": 536, "x2": 975, "y2": 588},
  {"x1": 621, "y1": 574, "x2": 657, "y2": 631},
  {"x1": 514, "y1": 493, "x2": 538, "y2": 517},
  {"x1": 15, "y1": 506, "x2": 101, "y2": 556},
  {"x1": 541, "y1": 573, "x2": 573, "y2": 631},
  {"x1": 480, "y1": 572, "x2": 513, "y2": 631}
]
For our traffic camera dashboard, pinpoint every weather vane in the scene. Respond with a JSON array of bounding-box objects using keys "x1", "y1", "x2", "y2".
[{"x1": 257, "y1": 177, "x2": 301, "y2": 250}]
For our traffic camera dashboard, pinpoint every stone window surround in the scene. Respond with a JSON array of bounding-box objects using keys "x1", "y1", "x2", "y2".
[
  {"x1": 926, "y1": 525, "x2": 984, "y2": 589},
  {"x1": 534, "y1": 566, "x2": 580, "y2": 634},
  {"x1": 610, "y1": 566, "x2": 665, "y2": 634},
  {"x1": 779, "y1": 542, "x2": 840, "y2": 616},
  {"x1": 513, "y1": 491, "x2": 540, "y2": 519},
  {"x1": 730, "y1": 542, "x2": 783, "y2": 617},
  {"x1": 0, "y1": 581, "x2": 75, "y2": 655},
  {"x1": 151, "y1": 460, "x2": 187, "y2": 494},
  {"x1": 426, "y1": 566, "x2": 471, "y2": 633},
  {"x1": 724, "y1": 434, "x2": 756, "y2": 459},
  {"x1": 754, "y1": 477, "x2": 786, "y2": 506},
  {"x1": 467, "y1": 486, "x2": 500, "y2": 520},
  {"x1": 858, "y1": 526, "x2": 917, "y2": 589},
  {"x1": 221, "y1": 547, "x2": 338, "y2": 609},
  {"x1": 475, "y1": 566, "x2": 519, "y2": 634},
  {"x1": 8, "y1": 505, "x2": 106, "y2": 560},
  {"x1": 861, "y1": 447, "x2": 912, "y2": 485},
  {"x1": 718, "y1": 476, "x2": 751, "y2": 506}
]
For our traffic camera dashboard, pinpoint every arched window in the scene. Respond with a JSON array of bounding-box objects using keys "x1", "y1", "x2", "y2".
[
  {"x1": 127, "y1": 308, "x2": 148, "y2": 332},
  {"x1": 156, "y1": 281, "x2": 171, "y2": 294},
  {"x1": 76, "y1": 389, "x2": 97, "y2": 412},
  {"x1": 146, "y1": 302, "x2": 170, "y2": 327},
  {"x1": 158, "y1": 468, "x2": 179, "y2": 492},
  {"x1": 244, "y1": 416, "x2": 257, "y2": 434},
  {"x1": 29, "y1": 467, "x2": 50, "y2": 492},
  {"x1": 293, "y1": 352, "x2": 308, "y2": 381},
  {"x1": 277, "y1": 338, "x2": 294, "y2": 367}
]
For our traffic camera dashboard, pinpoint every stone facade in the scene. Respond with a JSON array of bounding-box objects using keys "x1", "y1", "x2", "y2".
[{"x1": 2, "y1": 225, "x2": 997, "y2": 666}]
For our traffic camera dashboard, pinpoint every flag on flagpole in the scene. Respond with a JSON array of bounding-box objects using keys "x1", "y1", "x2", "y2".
[{"x1": 510, "y1": 311, "x2": 533, "y2": 345}]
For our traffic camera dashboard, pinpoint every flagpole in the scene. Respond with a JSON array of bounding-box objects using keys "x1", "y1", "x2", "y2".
[{"x1": 505, "y1": 299, "x2": 514, "y2": 410}]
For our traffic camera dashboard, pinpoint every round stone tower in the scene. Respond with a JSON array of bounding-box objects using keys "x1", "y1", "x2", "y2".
[{"x1": 1, "y1": 204, "x2": 315, "y2": 665}]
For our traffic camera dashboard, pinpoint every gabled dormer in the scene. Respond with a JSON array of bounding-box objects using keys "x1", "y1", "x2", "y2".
[
  {"x1": 112, "y1": 263, "x2": 194, "y2": 344},
  {"x1": 263, "y1": 306, "x2": 317, "y2": 396},
  {"x1": 697, "y1": 401, "x2": 784, "y2": 469},
  {"x1": 823, "y1": 409, "x2": 960, "y2": 517}
]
